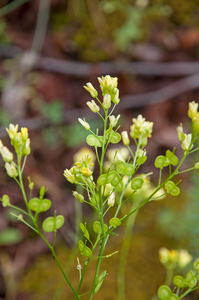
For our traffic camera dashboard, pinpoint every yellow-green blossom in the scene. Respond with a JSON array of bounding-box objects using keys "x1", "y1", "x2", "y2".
[
  {"x1": 188, "y1": 101, "x2": 198, "y2": 120},
  {"x1": 121, "y1": 131, "x2": 130, "y2": 146},
  {"x1": 5, "y1": 161, "x2": 18, "y2": 178},
  {"x1": 86, "y1": 100, "x2": 100, "y2": 113},
  {"x1": 6, "y1": 124, "x2": 18, "y2": 140},
  {"x1": 84, "y1": 82, "x2": 98, "y2": 98}
]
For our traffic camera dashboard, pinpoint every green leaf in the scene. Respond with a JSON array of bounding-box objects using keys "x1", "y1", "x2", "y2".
[
  {"x1": 131, "y1": 177, "x2": 144, "y2": 190},
  {"x1": 166, "y1": 150, "x2": 178, "y2": 166},
  {"x1": 78, "y1": 240, "x2": 92, "y2": 258},
  {"x1": 80, "y1": 223, "x2": 90, "y2": 240},
  {"x1": 109, "y1": 217, "x2": 121, "y2": 227},
  {"x1": 28, "y1": 198, "x2": 51, "y2": 213},
  {"x1": 42, "y1": 215, "x2": 64, "y2": 232},
  {"x1": 86, "y1": 134, "x2": 103, "y2": 147}
]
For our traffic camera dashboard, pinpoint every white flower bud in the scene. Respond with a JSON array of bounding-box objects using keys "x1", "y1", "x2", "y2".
[
  {"x1": 109, "y1": 115, "x2": 120, "y2": 127},
  {"x1": 182, "y1": 133, "x2": 192, "y2": 151},
  {"x1": 78, "y1": 118, "x2": 90, "y2": 130},
  {"x1": 84, "y1": 82, "x2": 98, "y2": 98},
  {"x1": 188, "y1": 101, "x2": 198, "y2": 119},
  {"x1": 86, "y1": 100, "x2": 100, "y2": 113},
  {"x1": 0, "y1": 146, "x2": 13, "y2": 162},
  {"x1": 5, "y1": 161, "x2": 18, "y2": 177},
  {"x1": 103, "y1": 94, "x2": 111, "y2": 109},
  {"x1": 121, "y1": 131, "x2": 130, "y2": 146},
  {"x1": 108, "y1": 192, "x2": 115, "y2": 207}
]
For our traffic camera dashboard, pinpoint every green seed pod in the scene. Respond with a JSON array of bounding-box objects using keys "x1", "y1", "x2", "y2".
[
  {"x1": 165, "y1": 181, "x2": 180, "y2": 197},
  {"x1": 78, "y1": 240, "x2": 92, "y2": 258},
  {"x1": 86, "y1": 134, "x2": 103, "y2": 147},
  {"x1": 97, "y1": 174, "x2": 108, "y2": 186},
  {"x1": 193, "y1": 259, "x2": 199, "y2": 271},
  {"x1": 94, "y1": 271, "x2": 107, "y2": 293},
  {"x1": 131, "y1": 177, "x2": 144, "y2": 191},
  {"x1": 93, "y1": 221, "x2": 108, "y2": 234},
  {"x1": 109, "y1": 217, "x2": 121, "y2": 227},
  {"x1": 29, "y1": 198, "x2": 51, "y2": 213},
  {"x1": 80, "y1": 223, "x2": 90, "y2": 240},
  {"x1": 124, "y1": 164, "x2": 135, "y2": 176},
  {"x1": 107, "y1": 171, "x2": 118, "y2": 183},
  {"x1": 115, "y1": 181, "x2": 123, "y2": 193},
  {"x1": 110, "y1": 172, "x2": 121, "y2": 186},
  {"x1": 2, "y1": 194, "x2": 10, "y2": 207},
  {"x1": 116, "y1": 161, "x2": 126, "y2": 174},
  {"x1": 154, "y1": 155, "x2": 169, "y2": 169},
  {"x1": 137, "y1": 156, "x2": 147, "y2": 165},
  {"x1": 109, "y1": 131, "x2": 121, "y2": 144},
  {"x1": 166, "y1": 150, "x2": 178, "y2": 166},
  {"x1": 42, "y1": 215, "x2": 64, "y2": 232},
  {"x1": 186, "y1": 270, "x2": 197, "y2": 289},
  {"x1": 173, "y1": 275, "x2": 187, "y2": 288},
  {"x1": 157, "y1": 285, "x2": 171, "y2": 299}
]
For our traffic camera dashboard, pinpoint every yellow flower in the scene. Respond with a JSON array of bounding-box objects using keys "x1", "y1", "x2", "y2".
[
  {"x1": 21, "y1": 127, "x2": 29, "y2": 141},
  {"x1": 188, "y1": 101, "x2": 198, "y2": 119},
  {"x1": 81, "y1": 167, "x2": 92, "y2": 177}
]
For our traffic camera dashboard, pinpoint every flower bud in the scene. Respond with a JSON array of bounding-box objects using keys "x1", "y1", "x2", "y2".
[
  {"x1": 78, "y1": 118, "x2": 90, "y2": 130},
  {"x1": 112, "y1": 88, "x2": 120, "y2": 105},
  {"x1": 121, "y1": 131, "x2": 130, "y2": 146},
  {"x1": 103, "y1": 94, "x2": 111, "y2": 109},
  {"x1": 108, "y1": 192, "x2": 115, "y2": 207},
  {"x1": 109, "y1": 115, "x2": 120, "y2": 127},
  {"x1": 81, "y1": 167, "x2": 92, "y2": 178},
  {"x1": 188, "y1": 101, "x2": 198, "y2": 119},
  {"x1": 5, "y1": 161, "x2": 18, "y2": 178},
  {"x1": 6, "y1": 124, "x2": 18, "y2": 140},
  {"x1": 194, "y1": 162, "x2": 199, "y2": 169},
  {"x1": 73, "y1": 191, "x2": 84, "y2": 203},
  {"x1": 84, "y1": 82, "x2": 98, "y2": 98},
  {"x1": 193, "y1": 112, "x2": 199, "y2": 136},
  {"x1": 23, "y1": 138, "x2": 31, "y2": 156},
  {"x1": 0, "y1": 146, "x2": 13, "y2": 162},
  {"x1": 177, "y1": 124, "x2": 185, "y2": 142},
  {"x1": 2, "y1": 194, "x2": 10, "y2": 207},
  {"x1": 86, "y1": 100, "x2": 100, "y2": 113},
  {"x1": 63, "y1": 168, "x2": 76, "y2": 183},
  {"x1": 178, "y1": 249, "x2": 192, "y2": 268},
  {"x1": 181, "y1": 133, "x2": 192, "y2": 151},
  {"x1": 21, "y1": 127, "x2": 29, "y2": 141},
  {"x1": 193, "y1": 259, "x2": 199, "y2": 271}
]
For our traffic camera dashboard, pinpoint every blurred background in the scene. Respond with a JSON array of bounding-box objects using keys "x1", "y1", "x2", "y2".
[{"x1": 1, "y1": 0, "x2": 199, "y2": 299}]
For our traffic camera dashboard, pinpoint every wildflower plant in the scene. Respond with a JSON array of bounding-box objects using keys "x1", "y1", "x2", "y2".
[{"x1": 1, "y1": 77, "x2": 199, "y2": 299}]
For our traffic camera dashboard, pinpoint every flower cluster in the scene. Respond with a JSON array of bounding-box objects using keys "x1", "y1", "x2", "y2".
[
  {"x1": 159, "y1": 247, "x2": 192, "y2": 270},
  {"x1": 64, "y1": 155, "x2": 94, "y2": 184},
  {"x1": 130, "y1": 114, "x2": 153, "y2": 146},
  {"x1": 6, "y1": 124, "x2": 31, "y2": 156},
  {"x1": 0, "y1": 124, "x2": 30, "y2": 178}
]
